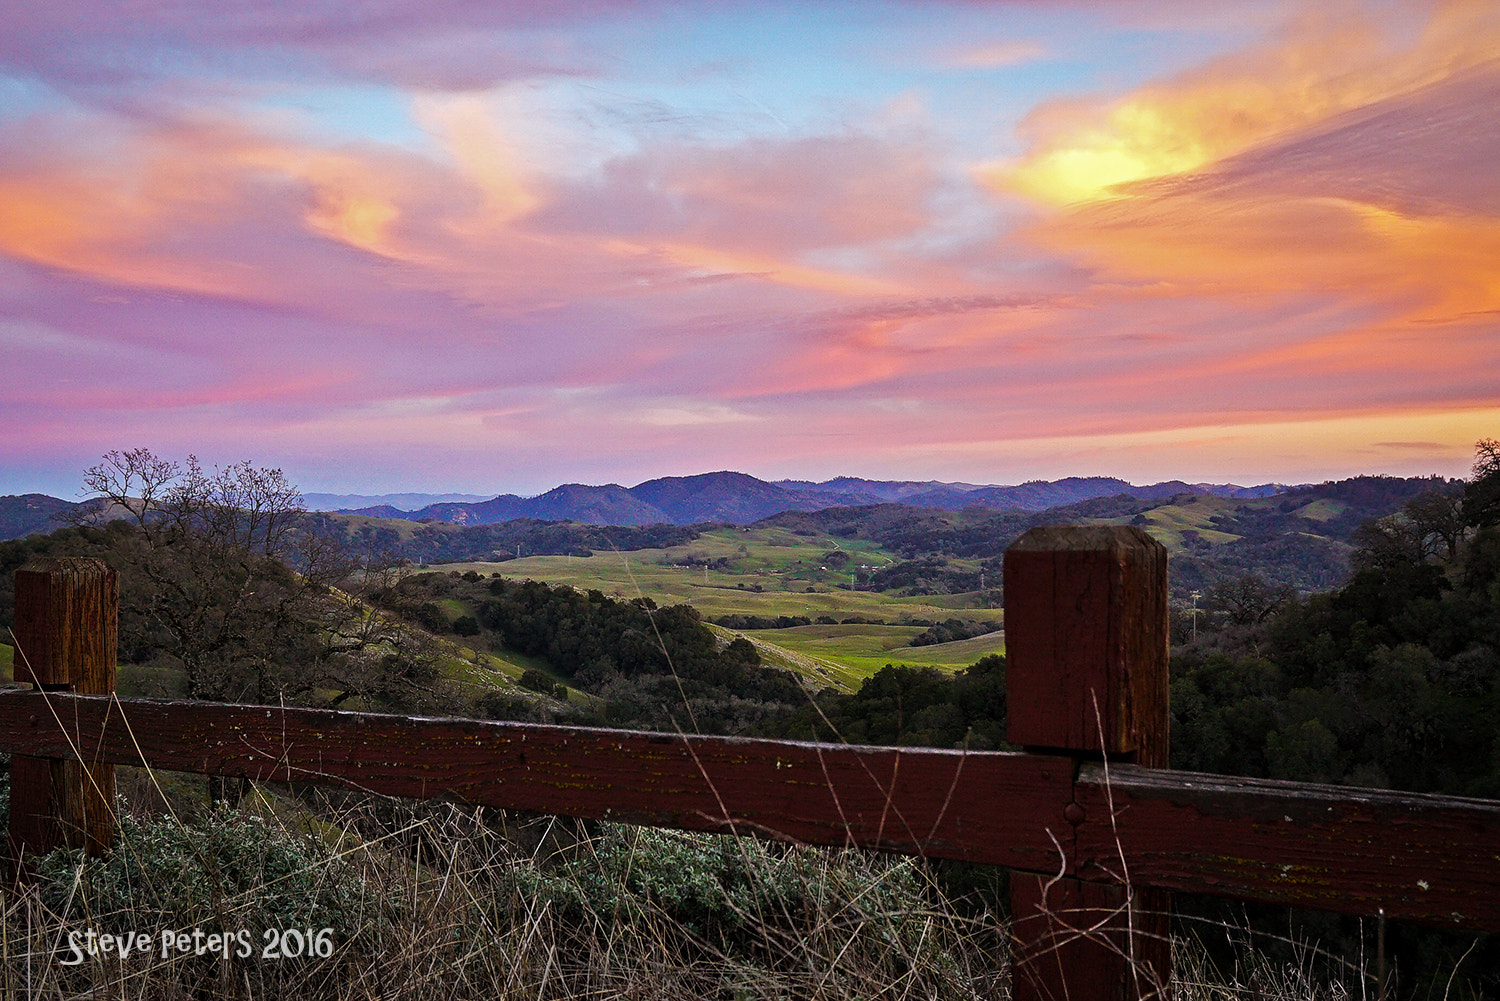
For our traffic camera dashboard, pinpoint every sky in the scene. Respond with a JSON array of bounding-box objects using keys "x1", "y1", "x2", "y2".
[{"x1": 2, "y1": 0, "x2": 1497, "y2": 498}]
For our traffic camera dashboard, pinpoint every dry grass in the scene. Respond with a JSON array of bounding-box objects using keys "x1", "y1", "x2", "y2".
[
  {"x1": 0, "y1": 784, "x2": 1005, "y2": 1000},
  {"x1": 0, "y1": 775, "x2": 1402, "y2": 1001}
]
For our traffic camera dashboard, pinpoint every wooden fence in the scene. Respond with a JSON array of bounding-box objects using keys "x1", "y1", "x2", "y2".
[{"x1": 4, "y1": 526, "x2": 1499, "y2": 1000}]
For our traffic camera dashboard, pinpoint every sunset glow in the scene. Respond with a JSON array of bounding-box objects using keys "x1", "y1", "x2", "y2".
[{"x1": 3, "y1": 0, "x2": 1496, "y2": 496}]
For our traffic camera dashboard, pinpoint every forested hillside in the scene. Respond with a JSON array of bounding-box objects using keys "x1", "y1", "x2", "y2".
[
  {"x1": 755, "y1": 474, "x2": 1450, "y2": 599},
  {"x1": 369, "y1": 570, "x2": 807, "y2": 734},
  {"x1": 1171, "y1": 452, "x2": 1500, "y2": 797}
]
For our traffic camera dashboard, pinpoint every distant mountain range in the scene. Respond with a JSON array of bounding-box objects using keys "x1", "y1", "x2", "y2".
[
  {"x1": 327, "y1": 471, "x2": 1286, "y2": 527},
  {"x1": 0, "y1": 471, "x2": 1291, "y2": 540}
]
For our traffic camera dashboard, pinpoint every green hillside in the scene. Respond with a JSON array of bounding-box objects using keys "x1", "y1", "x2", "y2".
[
  {"x1": 439, "y1": 526, "x2": 998, "y2": 619},
  {"x1": 431, "y1": 524, "x2": 1003, "y2": 688},
  {"x1": 734, "y1": 623, "x2": 1006, "y2": 689}
]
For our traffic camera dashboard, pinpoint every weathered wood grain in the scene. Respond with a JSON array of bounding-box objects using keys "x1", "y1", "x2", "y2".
[
  {"x1": 1005, "y1": 526, "x2": 1172, "y2": 1001},
  {"x1": 9, "y1": 558, "x2": 117, "y2": 861},
  {"x1": 0, "y1": 691, "x2": 1072, "y2": 870},
  {"x1": 1075, "y1": 762, "x2": 1500, "y2": 931},
  {"x1": 1004, "y1": 526, "x2": 1168, "y2": 767}
]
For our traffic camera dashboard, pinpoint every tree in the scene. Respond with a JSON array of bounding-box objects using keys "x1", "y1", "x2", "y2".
[
  {"x1": 74, "y1": 449, "x2": 446, "y2": 716},
  {"x1": 76, "y1": 450, "x2": 335, "y2": 701},
  {"x1": 1403, "y1": 488, "x2": 1468, "y2": 561},
  {"x1": 1465, "y1": 438, "x2": 1500, "y2": 529},
  {"x1": 1350, "y1": 514, "x2": 1430, "y2": 572},
  {"x1": 1205, "y1": 573, "x2": 1295, "y2": 626}
]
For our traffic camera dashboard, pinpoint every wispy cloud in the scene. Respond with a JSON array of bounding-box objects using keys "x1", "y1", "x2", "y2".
[{"x1": 946, "y1": 40, "x2": 1047, "y2": 69}]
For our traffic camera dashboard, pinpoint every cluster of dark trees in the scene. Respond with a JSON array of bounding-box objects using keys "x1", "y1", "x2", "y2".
[
  {"x1": 1173, "y1": 494, "x2": 1500, "y2": 797},
  {"x1": 371, "y1": 572, "x2": 807, "y2": 734},
  {"x1": 710, "y1": 613, "x2": 816, "y2": 630},
  {"x1": 866, "y1": 556, "x2": 990, "y2": 596},
  {"x1": 710, "y1": 613, "x2": 897, "y2": 630},
  {"x1": 754, "y1": 656, "x2": 1009, "y2": 750},
  {"x1": 908, "y1": 618, "x2": 999, "y2": 647}
]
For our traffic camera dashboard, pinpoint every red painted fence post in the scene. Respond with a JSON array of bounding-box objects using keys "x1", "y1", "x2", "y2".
[
  {"x1": 8, "y1": 558, "x2": 118, "y2": 877},
  {"x1": 1004, "y1": 526, "x2": 1172, "y2": 1000}
]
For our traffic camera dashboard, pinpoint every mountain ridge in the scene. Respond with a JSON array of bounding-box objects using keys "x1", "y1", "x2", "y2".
[
  {"x1": 332, "y1": 471, "x2": 1290, "y2": 526},
  {"x1": 0, "y1": 471, "x2": 1296, "y2": 539}
]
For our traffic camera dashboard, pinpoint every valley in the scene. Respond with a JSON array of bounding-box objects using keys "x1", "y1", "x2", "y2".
[
  {"x1": 422, "y1": 523, "x2": 1005, "y2": 692},
  {"x1": 0, "y1": 470, "x2": 1456, "y2": 701}
]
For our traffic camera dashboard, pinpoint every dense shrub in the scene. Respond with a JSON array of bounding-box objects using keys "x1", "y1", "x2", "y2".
[{"x1": 35, "y1": 810, "x2": 386, "y2": 943}]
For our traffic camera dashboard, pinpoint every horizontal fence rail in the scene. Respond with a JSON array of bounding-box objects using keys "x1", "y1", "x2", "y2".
[
  {"x1": 1072, "y1": 762, "x2": 1500, "y2": 929},
  {"x1": 0, "y1": 691, "x2": 1071, "y2": 871},
  {"x1": 2, "y1": 691, "x2": 1497, "y2": 933},
  {"x1": 7, "y1": 529, "x2": 1499, "y2": 1001}
]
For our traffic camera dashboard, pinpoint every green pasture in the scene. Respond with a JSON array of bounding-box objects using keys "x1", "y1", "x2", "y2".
[
  {"x1": 0, "y1": 642, "x2": 10, "y2": 682},
  {"x1": 737, "y1": 623, "x2": 1006, "y2": 689},
  {"x1": 439, "y1": 527, "x2": 997, "y2": 624},
  {"x1": 1287, "y1": 498, "x2": 1348, "y2": 522}
]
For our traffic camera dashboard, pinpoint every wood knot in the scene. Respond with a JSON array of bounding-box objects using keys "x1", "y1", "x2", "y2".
[{"x1": 1063, "y1": 802, "x2": 1086, "y2": 826}]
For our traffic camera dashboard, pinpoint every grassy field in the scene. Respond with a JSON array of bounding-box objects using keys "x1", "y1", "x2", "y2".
[
  {"x1": 439, "y1": 640, "x2": 599, "y2": 706},
  {"x1": 436, "y1": 526, "x2": 925, "y2": 615},
  {"x1": 724, "y1": 623, "x2": 1005, "y2": 689},
  {"x1": 435, "y1": 525, "x2": 1003, "y2": 687},
  {"x1": 1131, "y1": 495, "x2": 1243, "y2": 547},
  {"x1": 1289, "y1": 497, "x2": 1349, "y2": 522}
]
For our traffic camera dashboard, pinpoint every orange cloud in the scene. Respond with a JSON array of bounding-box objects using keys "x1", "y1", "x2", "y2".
[
  {"x1": 982, "y1": 0, "x2": 1500, "y2": 383},
  {"x1": 0, "y1": 117, "x2": 409, "y2": 301},
  {"x1": 988, "y1": 2, "x2": 1500, "y2": 206}
]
